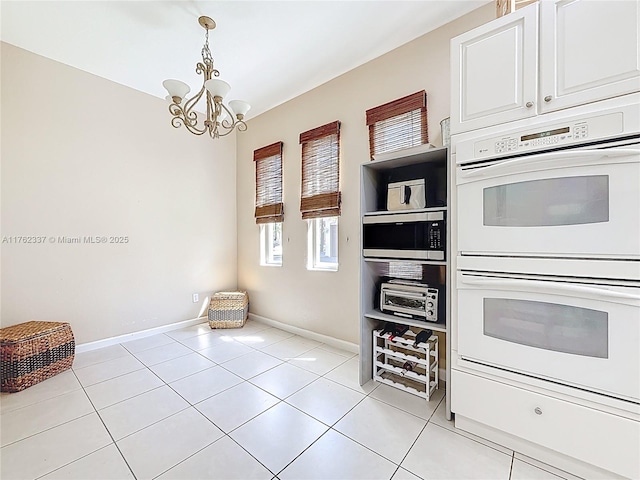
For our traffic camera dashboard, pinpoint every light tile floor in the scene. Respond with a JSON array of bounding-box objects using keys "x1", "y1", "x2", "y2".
[{"x1": 1, "y1": 320, "x2": 581, "y2": 480}]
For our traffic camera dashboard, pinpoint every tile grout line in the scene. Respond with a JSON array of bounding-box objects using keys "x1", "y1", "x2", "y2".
[
  {"x1": 387, "y1": 394, "x2": 447, "y2": 480},
  {"x1": 72, "y1": 367, "x2": 139, "y2": 480},
  {"x1": 27, "y1": 368, "x2": 139, "y2": 480},
  {"x1": 198, "y1": 331, "x2": 371, "y2": 478},
  {"x1": 509, "y1": 451, "x2": 515, "y2": 480},
  {"x1": 429, "y1": 421, "x2": 514, "y2": 457},
  {"x1": 274, "y1": 362, "x2": 411, "y2": 478},
  {"x1": 93, "y1": 337, "x2": 272, "y2": 479},
  {"x1": 0, "y1": 410, "x2": 95, "y2": 450}
]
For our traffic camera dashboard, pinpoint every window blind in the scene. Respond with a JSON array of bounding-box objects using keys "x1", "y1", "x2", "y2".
[
  {"x1": 254, "y1": 141, "x2": 283, "y2": 224},
  {"x1": 366, "y1": 91, "x2": 428, "y2": 160},
  {"x1": 299, "y1": 121, "x2": 341, "y2": 220}
]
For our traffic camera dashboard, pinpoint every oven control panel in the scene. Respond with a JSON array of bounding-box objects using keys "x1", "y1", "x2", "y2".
[{"x1": 473, "y1": 112, "x2": 624, "y2": 158}]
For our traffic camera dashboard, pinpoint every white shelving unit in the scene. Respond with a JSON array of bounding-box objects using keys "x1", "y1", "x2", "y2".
[{"x1": 359, "y1": 144, "x2": 450, "y2": 415}]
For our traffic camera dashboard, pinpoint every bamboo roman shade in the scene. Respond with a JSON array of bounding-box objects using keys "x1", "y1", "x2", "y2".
[
  {"x1": 366, "y1": 91, "x2": 428, "y2": 160},
  {"x1": 254, "y1": 141, "x2": 283, "y2": 224},
  {"x1": 299, "y1": 121, "x2": 341, "y2": 220}
]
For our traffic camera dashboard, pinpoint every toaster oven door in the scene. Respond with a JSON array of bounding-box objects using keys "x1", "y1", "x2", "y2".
[{"x1": 381, "y1": 288, "x2": 427, "y2": 318}]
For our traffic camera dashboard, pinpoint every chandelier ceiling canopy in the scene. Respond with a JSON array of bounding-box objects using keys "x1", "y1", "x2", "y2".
[{"x1": 163, "y1": 16, "x2": 250, "y2": 139}]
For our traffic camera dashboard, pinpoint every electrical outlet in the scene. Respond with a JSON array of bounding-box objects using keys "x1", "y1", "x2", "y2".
[{"x1": 192, "y1": 293, "x2": 199, "y2": 303}]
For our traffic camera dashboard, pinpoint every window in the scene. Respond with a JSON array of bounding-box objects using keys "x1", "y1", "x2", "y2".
[
  {"x1": 299, "y1": 121, "x2": 341, "y2": 271},
  {"x1": 308, "y1": 216, "x2": 338, "y2": 271},
  {"x1": 366, "y1": 91, "x2": 428, "y2": 160},
  {"x1": 260, "y1": 222, "x2": 282, "y2": 266},
  {"x1": 254, "y1": 142, "x2": 283, "y2": 266}
]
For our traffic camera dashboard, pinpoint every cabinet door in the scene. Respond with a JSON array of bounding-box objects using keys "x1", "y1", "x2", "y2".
[
  {"x1": 539, "y1": 0, "x2": 640, "y2": 113},
  {"x1": 450, "y1": 4, "x2": 538, "y2": 135}
]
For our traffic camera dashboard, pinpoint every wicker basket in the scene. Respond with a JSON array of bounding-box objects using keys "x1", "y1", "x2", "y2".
[
  {"x1": 208, "y1": 291, "x2": 249, "y2": 329},
  {"x1": 0, "y1": 321, "x2": 75, "y2": 393}
]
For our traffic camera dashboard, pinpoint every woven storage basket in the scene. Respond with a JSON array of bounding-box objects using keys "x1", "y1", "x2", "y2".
[
  {"x1": 0, "y1": 321, "x2": 75, "y2": 393},
  {"x1": 208, "y1": 291, "x2": 249, "y2": 329}
]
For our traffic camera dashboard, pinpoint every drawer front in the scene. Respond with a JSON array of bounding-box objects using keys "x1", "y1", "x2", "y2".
[{"x1": 452, "y1": 370, "x2": 640, "y2": 479}]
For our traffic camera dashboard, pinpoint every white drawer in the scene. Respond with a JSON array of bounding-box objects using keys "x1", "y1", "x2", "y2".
[{"x1": 452, "y1": 370, "x2": 640, "y2": 479}]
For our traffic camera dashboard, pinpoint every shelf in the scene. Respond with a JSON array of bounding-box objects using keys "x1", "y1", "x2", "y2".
[
  {"x1": 374, "y1": 359, "x2": 429, "y2": 383},
  {"x1": 365, "y1": 145, "x2": 447, "y2": 170},
  {"x1": 374, "y1": 370, "x2": 438, "y2": 399},
  {"x1": 363, "y1": 206, "x2": 447, "y2": 217},
  {"x1": 374, "y1": 329, "x2": 437, "y2": 351},
  {"x1": 364, "y1": 309, "x2": 446, "y2": 333},
  {"x1": 374, "y1": 346, "x2": 437, "y2": 370},
  {"x1": 363, "y1": 257, "x2": 446, "y2": 266}
]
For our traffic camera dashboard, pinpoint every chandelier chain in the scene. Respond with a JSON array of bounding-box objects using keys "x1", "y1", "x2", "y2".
[{"x1": 201, "y1": 28, "x2": 213, "y2": 68}]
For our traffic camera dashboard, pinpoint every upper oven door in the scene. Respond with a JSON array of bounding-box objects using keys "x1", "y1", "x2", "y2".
[
  {"x1": 457, "y1": 143, "x2": 640, "y2": 259},
  {"x1": 457, "y1": 271, "x2": 640, "y2": 403}
]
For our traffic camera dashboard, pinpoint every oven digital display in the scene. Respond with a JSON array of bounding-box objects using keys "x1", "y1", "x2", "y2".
[{"x1": 520, "y1": 127, "x2": 570, "y2": 142}]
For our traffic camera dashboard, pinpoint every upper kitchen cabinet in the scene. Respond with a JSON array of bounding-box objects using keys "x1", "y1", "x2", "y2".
[
  {"x1": 451, "y1": 0, "x2": 640, "y2": 135},
  {"x1": 450, "y1": 4, "x2": 538, "y2": 135},
  {"x1": 539, "y1": 0, "x2": 640, "y2": 114}
]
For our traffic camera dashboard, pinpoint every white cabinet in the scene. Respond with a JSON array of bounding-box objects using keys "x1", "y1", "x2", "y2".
[
  {"x1": 539, "y1": 0, "x2": 640, "y2": 114},
  {"x1": 451, "y1": 5, "x2": 538, "y2": 134},
  {"x1": 451, "y1": 0, "x2": 640, "y2": 134}
]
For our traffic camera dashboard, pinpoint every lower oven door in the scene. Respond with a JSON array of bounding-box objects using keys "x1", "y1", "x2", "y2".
[{"x1": 457, "y1": 271, "x2": 640, "y2": 403}]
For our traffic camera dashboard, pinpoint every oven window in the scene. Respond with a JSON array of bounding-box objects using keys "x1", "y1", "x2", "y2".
[
  {"x1": 483, "y1": 298, "x2": 608, "y2": 358},
  {"x1": 483, "y1": 175, "x2": 609, "y2": 226}
]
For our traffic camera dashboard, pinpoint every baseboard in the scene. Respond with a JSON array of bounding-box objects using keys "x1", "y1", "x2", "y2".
[
  {"x1": 75, "y1": 316, "x2": 208, "y2": 353},
  {"x1": 77, "y1": 312, "x2": 363, "y2": 357},
  {"x1": 249, "y1": 313, "x2": 359, "y2": 354}
]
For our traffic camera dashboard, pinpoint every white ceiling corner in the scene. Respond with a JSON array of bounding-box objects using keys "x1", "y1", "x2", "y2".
[{"x1": 1, "y1": 0, "x2": 490, "y2": 119}]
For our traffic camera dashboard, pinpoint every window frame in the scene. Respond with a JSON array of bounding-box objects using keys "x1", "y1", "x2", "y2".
[
  {"x1": 260, "y1": 222, "x2": 283, "y2": 267},
  {"x1": 307, "y1": 216, "x2": 339, "y2": 272}
]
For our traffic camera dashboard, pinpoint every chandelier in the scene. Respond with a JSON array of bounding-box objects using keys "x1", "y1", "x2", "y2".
[{"x1": 163, "y1": 16, "x2": 250, "y2": 139}]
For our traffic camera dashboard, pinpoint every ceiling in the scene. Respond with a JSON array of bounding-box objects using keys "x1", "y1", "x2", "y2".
[{"x1": 1, "y1": 1, "x2": 490, "y2": 119}]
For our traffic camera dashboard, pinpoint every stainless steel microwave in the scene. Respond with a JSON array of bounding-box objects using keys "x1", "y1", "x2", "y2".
[{"x1": 363, "y1": 211, "x2": 445, "y2": 260}]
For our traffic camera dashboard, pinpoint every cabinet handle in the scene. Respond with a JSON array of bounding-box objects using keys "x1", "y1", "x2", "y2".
[
  {"x1": 544, "y1": 95, "x2": 552, "y2": 102},
  {"x1": 534, "y1": 407, "x2": 543, "y2": 415},
  {"x1": 526, "y1": 101, "x2": 534, "y2": 108}
]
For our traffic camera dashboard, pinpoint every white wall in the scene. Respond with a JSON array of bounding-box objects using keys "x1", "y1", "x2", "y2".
[
  {"x1": 236, "y1": 5, "x2": 493, "y2": 345},
  {"x1": 1, "y1": 42, "x2": 238, "y2": 343}
]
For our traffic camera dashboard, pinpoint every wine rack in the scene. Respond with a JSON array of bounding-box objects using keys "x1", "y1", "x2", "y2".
[{"x1": 373, "y1": 327, "x2": 439, "y2": 401}]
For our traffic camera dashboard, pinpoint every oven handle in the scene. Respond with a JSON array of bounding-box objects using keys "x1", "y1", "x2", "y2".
[
  {"x1": 460, "y1": 276, "x2": 640, "y2": 303},
  {"x1": 458, "y1": 148, "x2": 640, "y2": 179}
]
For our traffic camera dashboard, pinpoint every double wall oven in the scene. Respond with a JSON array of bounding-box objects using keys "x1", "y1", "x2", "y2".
[{"x1": 455, "y1": 97, "x2": 640, "y2": 408}]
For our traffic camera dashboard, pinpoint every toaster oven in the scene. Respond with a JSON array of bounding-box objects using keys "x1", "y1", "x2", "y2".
[{"x1": 380, "y1": 280, "x2": 439, "y2": 322}]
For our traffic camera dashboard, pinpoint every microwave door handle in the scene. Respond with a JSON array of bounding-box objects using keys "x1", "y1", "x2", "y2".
[
  {"x1": 460, "y1": 277, "x2": 640, "y2": 304},
  {"x1": 458, "y1": 148, "x2": 640, "y2": 180}
]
